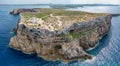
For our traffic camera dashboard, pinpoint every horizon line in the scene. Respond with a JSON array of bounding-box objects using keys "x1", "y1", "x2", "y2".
[{"x1": 0, "y1": 3, "x2": 120, "y2": 5}]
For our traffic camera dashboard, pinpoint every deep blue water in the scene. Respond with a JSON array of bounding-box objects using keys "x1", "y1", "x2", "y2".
[{"x1": 0, "y1": 5, "x2": 120, "y2": 66}]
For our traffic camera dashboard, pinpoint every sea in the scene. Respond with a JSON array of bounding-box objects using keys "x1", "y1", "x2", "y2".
[{"x1": 0, "y1": 5, "x2": 120, "y2": 66}]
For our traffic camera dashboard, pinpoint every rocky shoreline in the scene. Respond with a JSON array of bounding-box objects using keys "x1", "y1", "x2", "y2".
[{"x1": 9, "y1": 8, "x2": 111, "y2": 62}]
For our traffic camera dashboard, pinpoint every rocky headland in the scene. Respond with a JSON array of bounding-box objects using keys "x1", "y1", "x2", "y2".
[{"x1": 9, "y1": 8, "x2": 111, "y2": 62}]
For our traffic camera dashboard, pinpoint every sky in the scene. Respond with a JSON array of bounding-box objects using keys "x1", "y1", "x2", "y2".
[{"x1": 0, "y1": 0, "x2": 120, "y2": 4}]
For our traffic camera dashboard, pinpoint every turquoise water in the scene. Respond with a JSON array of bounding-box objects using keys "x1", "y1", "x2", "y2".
[{"x1": 0, "y1": 5, "x2": 120, "y2": 66}]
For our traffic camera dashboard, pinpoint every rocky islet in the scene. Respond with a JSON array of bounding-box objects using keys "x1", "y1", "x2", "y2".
[{"x1": 9, "y1": 8, "x2": 111, "y2": 62}]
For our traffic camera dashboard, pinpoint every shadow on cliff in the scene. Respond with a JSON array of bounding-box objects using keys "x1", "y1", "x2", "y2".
[
  {"x1": 67, "y1": 25, "x2": 113, "y2": 65},
  {"x1": 86, "y1": 26, "x2": 112, "y2": 56}
]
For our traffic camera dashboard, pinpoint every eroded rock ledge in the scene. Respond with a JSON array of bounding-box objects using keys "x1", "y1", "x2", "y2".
[{"x1": 9, "y1": 8, "x2": 111, "y2": 62}]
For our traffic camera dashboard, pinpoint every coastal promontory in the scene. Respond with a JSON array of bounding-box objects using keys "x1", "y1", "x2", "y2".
[{"x1": 9, "y1": 8, "x2": 111, "y2": 62}]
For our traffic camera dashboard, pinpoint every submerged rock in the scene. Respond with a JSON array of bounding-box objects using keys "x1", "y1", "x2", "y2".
[{"x1": 9, "y1": 8, "x2": 111, "y2": 62}]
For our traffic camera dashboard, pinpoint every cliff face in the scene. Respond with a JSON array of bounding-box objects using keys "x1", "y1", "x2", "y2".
[
  {"x1": 10, "y1": 9, "x2": 37, "y2": 15},
  {"x1": 9, "y1": 8, "x2": 111, "y2": 62}
]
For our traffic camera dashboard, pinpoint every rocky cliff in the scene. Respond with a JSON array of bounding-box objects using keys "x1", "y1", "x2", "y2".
[{"x1": 9, "y1": 8, "x2": 111, "y2": 62}]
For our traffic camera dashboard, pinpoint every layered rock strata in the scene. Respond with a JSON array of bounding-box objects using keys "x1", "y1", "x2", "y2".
[{"x1": 9, "y1": 8, "x2": 111, "y2": 62}]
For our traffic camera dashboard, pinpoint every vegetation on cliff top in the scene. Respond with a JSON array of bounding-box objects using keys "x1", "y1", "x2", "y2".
[
  {"x1": 9, "y1": 8, "x2": 111, "y2": 62},
  {"x1": 21, "y1": 8, "x2": 106, "y2": 22}
]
